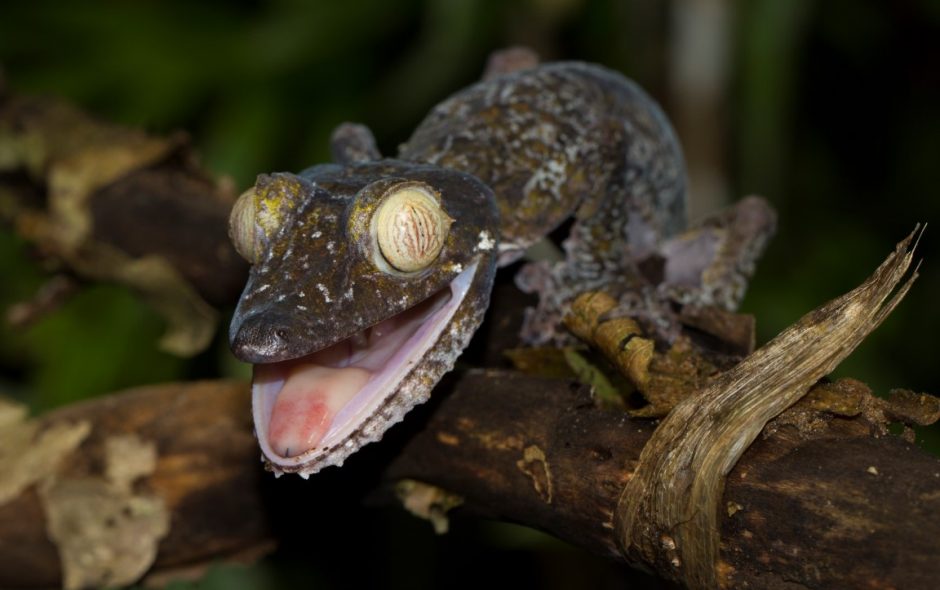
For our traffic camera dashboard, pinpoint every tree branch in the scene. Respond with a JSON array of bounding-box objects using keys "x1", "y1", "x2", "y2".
[
  {"x1": 0, "y1": 93, "x2": 248, "y2": 355},
  {"x1": 1, "y1": 371, "x2": 937, "y2": 589},
  {"x1": 1, "y1": 75, "x2": 937, "y2": 590}
]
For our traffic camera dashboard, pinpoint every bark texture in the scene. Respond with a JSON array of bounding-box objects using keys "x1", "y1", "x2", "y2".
[{"x1": 1, "y1": 373, "x2": 937, "y2": 589}]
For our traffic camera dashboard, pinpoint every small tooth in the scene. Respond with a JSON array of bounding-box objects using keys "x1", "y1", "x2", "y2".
[{"x1": 300, "y1": 472, "x2": 310, "y2": 480}]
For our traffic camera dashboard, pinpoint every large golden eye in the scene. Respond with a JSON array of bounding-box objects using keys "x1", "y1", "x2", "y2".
[
  {"x1": 373, "y1": 183, "x2": 453, "y2": 272},
  {"x1": 229, "y1": 187, "x2": 261, "y2": 264}
]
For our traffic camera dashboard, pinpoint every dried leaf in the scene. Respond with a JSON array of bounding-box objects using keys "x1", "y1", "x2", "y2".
[
  {"x1": 564, "y1": 291, "x2": 653, "y2": 390},
  {"x1": 885, "y1": 389, "x2": 940, "y2": 426},
  {"x1": 396, "y1": 479, "x2": 464, "y2": 535}
]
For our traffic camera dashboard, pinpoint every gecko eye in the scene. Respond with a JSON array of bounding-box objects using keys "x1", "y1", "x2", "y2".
[
  {"x1": 229, "y1": 187, "x2": 262, "y2": 264},
  {"x1": 372, "y1": 182, "x2": 453, "y2": 273}
]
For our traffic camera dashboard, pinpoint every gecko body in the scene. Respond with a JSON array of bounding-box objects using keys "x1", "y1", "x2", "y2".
[{"x1": 229, "y1": 60, "x2": 772, "y2": 476}]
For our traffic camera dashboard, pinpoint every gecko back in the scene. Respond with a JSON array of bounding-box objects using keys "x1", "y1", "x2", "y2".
[{"x1": 400, "y1": 62, "x2": 690, "y2": 344}]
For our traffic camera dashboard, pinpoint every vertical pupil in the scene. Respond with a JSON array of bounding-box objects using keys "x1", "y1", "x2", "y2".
[
  {"x1": 397, "y1": 203, "x2": 428, "y2": 260},
  {"x1": 376, "y1": 186, "x2": 447, "y2": 272}
]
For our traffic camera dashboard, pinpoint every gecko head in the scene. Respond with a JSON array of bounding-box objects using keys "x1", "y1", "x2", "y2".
[{"x1": 228, "y1": 161, "x2": 498, "y2": 477}]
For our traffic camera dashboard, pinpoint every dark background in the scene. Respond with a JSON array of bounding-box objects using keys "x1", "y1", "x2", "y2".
[{"x1": 1, "y1": 1, "x2": 937, "y2": 588}]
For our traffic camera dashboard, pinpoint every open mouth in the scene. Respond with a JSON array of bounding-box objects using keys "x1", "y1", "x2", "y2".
[{"x1": 251, "y1": 262, "x2": 477, "y2": 468}]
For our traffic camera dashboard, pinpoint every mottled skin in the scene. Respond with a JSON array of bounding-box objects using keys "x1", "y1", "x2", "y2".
[
  {"x1": 402, "y1": 62, "x2": 686, "y2": 264},
  {"x1": 230, "y1": 59, "x2": 774, "y2": 475},
  {"x1": 230, "y1": 161, "x2": 498, "y2": 473},
  {"x1": 400, "y1": 62, "x2": 706, "y2": 345},
  {"x1": 231, "y1": 162, "x2": 497, "y2": 363}
]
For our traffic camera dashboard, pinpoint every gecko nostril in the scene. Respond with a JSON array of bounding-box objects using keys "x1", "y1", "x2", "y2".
[{"x1": 230, "y1": 312, "x2": 296, "y2": 362}]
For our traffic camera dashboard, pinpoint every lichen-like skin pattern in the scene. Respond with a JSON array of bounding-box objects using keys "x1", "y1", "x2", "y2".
[
  {"x1": 402, "y1": 62, "x2": 686, "y2": 261},
  {"x1": 230, "y1": 59, "x2": 774, "y2": 476},
  {"x1": 231, "y1": 162, "x2": 496, "y2": 362},
  {"x1": 230, "y1": 162, "x2": 498, "y2": 475},
  {"x1": 400, "y1": 62, "x2": 691, "y2": 344}
]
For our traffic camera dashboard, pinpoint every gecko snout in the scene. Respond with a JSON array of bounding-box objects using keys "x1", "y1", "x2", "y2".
[{"x1": 229, "y1": 311, "x2": 297, "y2": 364}]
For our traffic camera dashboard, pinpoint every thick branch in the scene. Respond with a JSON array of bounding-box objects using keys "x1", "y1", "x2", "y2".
[
  {"x1": 0, "y1": 94, "x2": 248, "y2": 355},
  {"x1": 0, "y1": 381, "x2": 270, "y2": 589},
  {"x1": 390, "y1": 371, "x2": 940, "y2": 589},
  {"x1": 1, "y1": 373, "x2": 937, "y2": 589}
]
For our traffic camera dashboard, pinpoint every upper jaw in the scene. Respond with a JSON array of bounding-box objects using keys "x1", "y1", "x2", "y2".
[
  {"x1": 229, "y1": 263, "x2": 466, "y2": 364},
  {"x1": 230, "y1": 307, "x2": 371, "y2": 365}
]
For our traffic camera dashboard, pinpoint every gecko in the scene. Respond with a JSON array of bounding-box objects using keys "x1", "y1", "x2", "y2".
[{"x1": 228, "y1": 56, "x2": 775, "y2": 477}]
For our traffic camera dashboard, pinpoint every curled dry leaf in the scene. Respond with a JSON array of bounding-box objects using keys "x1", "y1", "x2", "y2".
[{"x1": 395, "y1": 479, "x2": 464, "y2": 535}]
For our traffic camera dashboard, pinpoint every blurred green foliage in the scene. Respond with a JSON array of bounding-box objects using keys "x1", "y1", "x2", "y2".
[
  {"x1": 735, "y1": 0, "x2": 940, "y2": 398},
  {"x1": 1, "y1": 0, "x2": 938, "y2": 588}
]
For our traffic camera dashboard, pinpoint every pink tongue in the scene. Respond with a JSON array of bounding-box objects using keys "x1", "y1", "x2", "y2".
[
  {"x1": 259, "y1": 288, "x2": 454, "y2": 459},
  {"x1": 267, "y1": 363, "x2": 372, "y2": 458}
]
